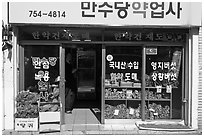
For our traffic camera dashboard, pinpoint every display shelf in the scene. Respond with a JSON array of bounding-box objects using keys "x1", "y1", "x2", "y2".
[
  {"x1": 145, "y1": 86, "x2": 172, "y2": 119},
  {"x1": 147, "y1": 99, "x2": 171, "y2": 101},
  {"x1": 105, "y1": 86, "x2": 141, "y2": 89},
  {"x1": 105, "y1": 99, "x2": 127, "y2": 100},
  {"x1": 145, "y1": 86, "x2": 178, "y2": 89}
]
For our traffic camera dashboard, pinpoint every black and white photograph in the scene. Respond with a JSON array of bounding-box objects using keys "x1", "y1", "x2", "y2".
[{"x1": 1, "y1": 0, "x2": 202, "y2": 135}]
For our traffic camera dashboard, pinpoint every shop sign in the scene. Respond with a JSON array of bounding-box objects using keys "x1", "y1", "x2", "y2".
[
  {"x1": 19, "y1": 27, "x2": 101, "y2": 41},
  {"x1": 15, "y1": 118, "x2": 38, "y2": 131},
  {"x1": 9, "y1": 2, "x2": 201, "y2": 26},
  {"x1": 20, "y1": 27, "x2": 186, "y2": 42},
  {"x1": 105, "y1": 30, "x2": 186, "y2": 42}
]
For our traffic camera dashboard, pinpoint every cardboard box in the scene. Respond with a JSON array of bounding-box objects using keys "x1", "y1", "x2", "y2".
[{"x1": 15, "y1": 118, "x2": 38, "y2": 131}]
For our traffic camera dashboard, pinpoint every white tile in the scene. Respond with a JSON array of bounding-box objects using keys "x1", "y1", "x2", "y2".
[
  {"x1": 111, "y1": 125, "x2": 125, "y2": 130},
  {"x1": 100, "y1": 125, "x2": 112, "y2": 130},
  {"x1": 124, "y1": 124, "x2": 137, "y2": 130}
]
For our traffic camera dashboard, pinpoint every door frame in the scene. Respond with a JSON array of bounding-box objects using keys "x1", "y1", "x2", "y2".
[{"x1": 59, "y1": 45, "x2": 65, "y2": 125}]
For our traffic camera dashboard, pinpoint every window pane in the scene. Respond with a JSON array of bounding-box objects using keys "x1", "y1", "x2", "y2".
[
  {"x1": 24, "y1": 45, "x2": 59, "y2": 102},
  {"x1": 105, "y1": 46, "x2": 142, "y2": 119},
  {"x1": 146, "y1": 46, "x2": 182, "y2": 119}
]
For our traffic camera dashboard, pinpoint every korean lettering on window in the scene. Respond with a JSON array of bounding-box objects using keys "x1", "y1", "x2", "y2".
[
  {"x1": 81, "y1": 2, "x2": 182, "y2": 19},
  {"x1": 107, "y1": 54, "x2": 140, "y2": 82},
  {"x1": 31, "y1": 56, "x2": 57, "y2": 101},
  {"x1": 31, "y1": 31, "x2": 90, "y2": 41},
  {"x1": 150, "y1": 61, "x2": 178, "y2": 82}
]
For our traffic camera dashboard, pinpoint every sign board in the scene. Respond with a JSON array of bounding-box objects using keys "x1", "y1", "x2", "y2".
[
  {"x1": 15, "y1": 118, "x2": 38, "y2": 131},
  {"x1": 9, "y1": 2, "x2": 201, "y2": 26}
]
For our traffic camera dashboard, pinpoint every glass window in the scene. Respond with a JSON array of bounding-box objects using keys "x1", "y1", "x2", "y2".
[
  {"x1": 105, "y1": 46, "x2": 142, "y2": 119},
  {"x1": 24, "y1": 45, "x2": 59, "y2": 102},
  {"x1": 146, "y1": 46, "x2": 182, "y2": 119}
]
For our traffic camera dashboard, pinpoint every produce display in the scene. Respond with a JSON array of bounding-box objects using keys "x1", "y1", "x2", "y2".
[
  {"x1": 39, "y1": 87, "x2": 60, "y2": 112},
  {"x1": 105, "y1": 103, "x2": 150, "y2": 119},
  {"x1": 40, "y1": 87, "x2": 60, "y2": 102},
  {"x1": 105, "y1": 104, "x2": 128, "y2": 119},
  {"x1": 39, "y1": 103, "x2": 60, "y2": 112},
  {"x1": 148, "y1": 103, "x2": 170, "y2": 119},
  {"x1": 105, "y1": 78, "x2": 171, "y2": 120},
  {"x1": 14, "y1": 91, "x2": 39, "y2": 118},
  {"x1": 148, "y1": 91, "x2": 170, "y2": 99},
  {"x1": 105, "y1": 88, "x2": 126, "y2": 99}
]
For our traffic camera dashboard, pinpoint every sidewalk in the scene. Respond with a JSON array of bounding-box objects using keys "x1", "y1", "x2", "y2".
[{"x1": 2, "y1": 124, "x2": 202, "y2": 135}]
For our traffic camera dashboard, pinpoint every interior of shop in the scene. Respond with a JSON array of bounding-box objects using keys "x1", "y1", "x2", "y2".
[{"x1": 64, "y1": 44, "x2": 102, "y2": 125}]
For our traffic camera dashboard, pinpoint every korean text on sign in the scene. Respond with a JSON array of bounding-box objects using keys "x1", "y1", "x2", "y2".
[{"x1": 81, "y1": 2, "x2": 182, "y2": 19}]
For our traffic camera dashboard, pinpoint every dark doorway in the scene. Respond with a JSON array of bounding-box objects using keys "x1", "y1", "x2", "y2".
[{"x1": 64, "y1": 44, "x2": 102, "y2": 125}]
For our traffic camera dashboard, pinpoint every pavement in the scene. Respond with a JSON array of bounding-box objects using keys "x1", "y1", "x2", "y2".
[{"x1": 2, "y1": 124, "x2": 202, "y2": 135}]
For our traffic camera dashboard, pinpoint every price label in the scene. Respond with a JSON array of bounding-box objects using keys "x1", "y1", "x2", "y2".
[
  {"x1": 166, "y1": 85, "x2": 172, "y2": 93},
  {"x1": 114, "y1": 109, "x2": 119, "y2": 115},
  {"x1": 156, "y1": 86, "x2": 162, "y2": 93},
  {"x1": 129, "y1": 108, "x2": 134, "y2": 115},
  {"x1": 153, "y1": 112, "x2": 158, "y2": 116}
]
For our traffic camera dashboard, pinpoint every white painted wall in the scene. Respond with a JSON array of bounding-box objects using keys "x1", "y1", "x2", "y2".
[
  {"x1": 190, "y1": 28, "x2": 199, "y2": 129},
  {"x1": 2, "y1": 2, "x2": 15, "y2": 130}
]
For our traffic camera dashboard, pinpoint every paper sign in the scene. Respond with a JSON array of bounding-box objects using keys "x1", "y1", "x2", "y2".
[
  {"x1": 154, "y1": 113, "x2": 158, "y2": 116},
  {"x1": 166, "y1": 85, "x2": 172, "y2": 93},
  {"x1": 114, "y1": 109, "x2": 119, "y2": 115},
  {"x1": 126, "y1": 90, "x2": 133, "y2": 99},
  {"x1": 156, "y1": 86, "x2": 162, "y2": 93},
  {"x1": 129, "y1": 108, "x2": 134, "y2": 115},
  {"x1": 15, "y1": 118, "x2": 38, "y2": 131}
]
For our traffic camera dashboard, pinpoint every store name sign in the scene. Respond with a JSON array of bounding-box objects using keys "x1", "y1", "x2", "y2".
[{"x1": 9, "y1": 2, "x2": 201, "y2": 26}]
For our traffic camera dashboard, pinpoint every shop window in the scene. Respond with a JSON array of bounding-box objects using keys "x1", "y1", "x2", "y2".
[
  {"x1": 104, "y1": 46, "x2": 183, "y2": 120},
  {"x1": 104, "y1": 46, "x2": 142, "y2": 119},
  {"x1": 145, "y1": 46, "x2": 182, "y2": 119},
  {"x1": 24, "y1": 45, "x2": 59, "y2": 102}
]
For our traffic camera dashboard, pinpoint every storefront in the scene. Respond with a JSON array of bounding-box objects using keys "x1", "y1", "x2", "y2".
[{"x1": 3, "y1": 2, "x2": 202, "y2": 131}]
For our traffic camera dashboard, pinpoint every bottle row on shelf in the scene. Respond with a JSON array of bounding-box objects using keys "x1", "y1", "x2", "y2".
[
  {"x1": 105, "y1": 103, "x2": 170, "y2": 119},
  {"x1": 105, "y1": 88, "x2": 170, "y2": 100}
]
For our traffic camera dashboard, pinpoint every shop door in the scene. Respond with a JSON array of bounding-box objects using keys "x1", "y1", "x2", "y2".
[
  {"x1": 59, "y1": 45, "x2": 65, "y2": 124},
  {"x1": 63, "y1": 44, "x2": 102, "y2": 125}
]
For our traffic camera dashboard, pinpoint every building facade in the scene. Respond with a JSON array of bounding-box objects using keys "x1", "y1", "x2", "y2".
[{"x1": 2, "y1": 2, "x2": 202, "y2": 132}]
